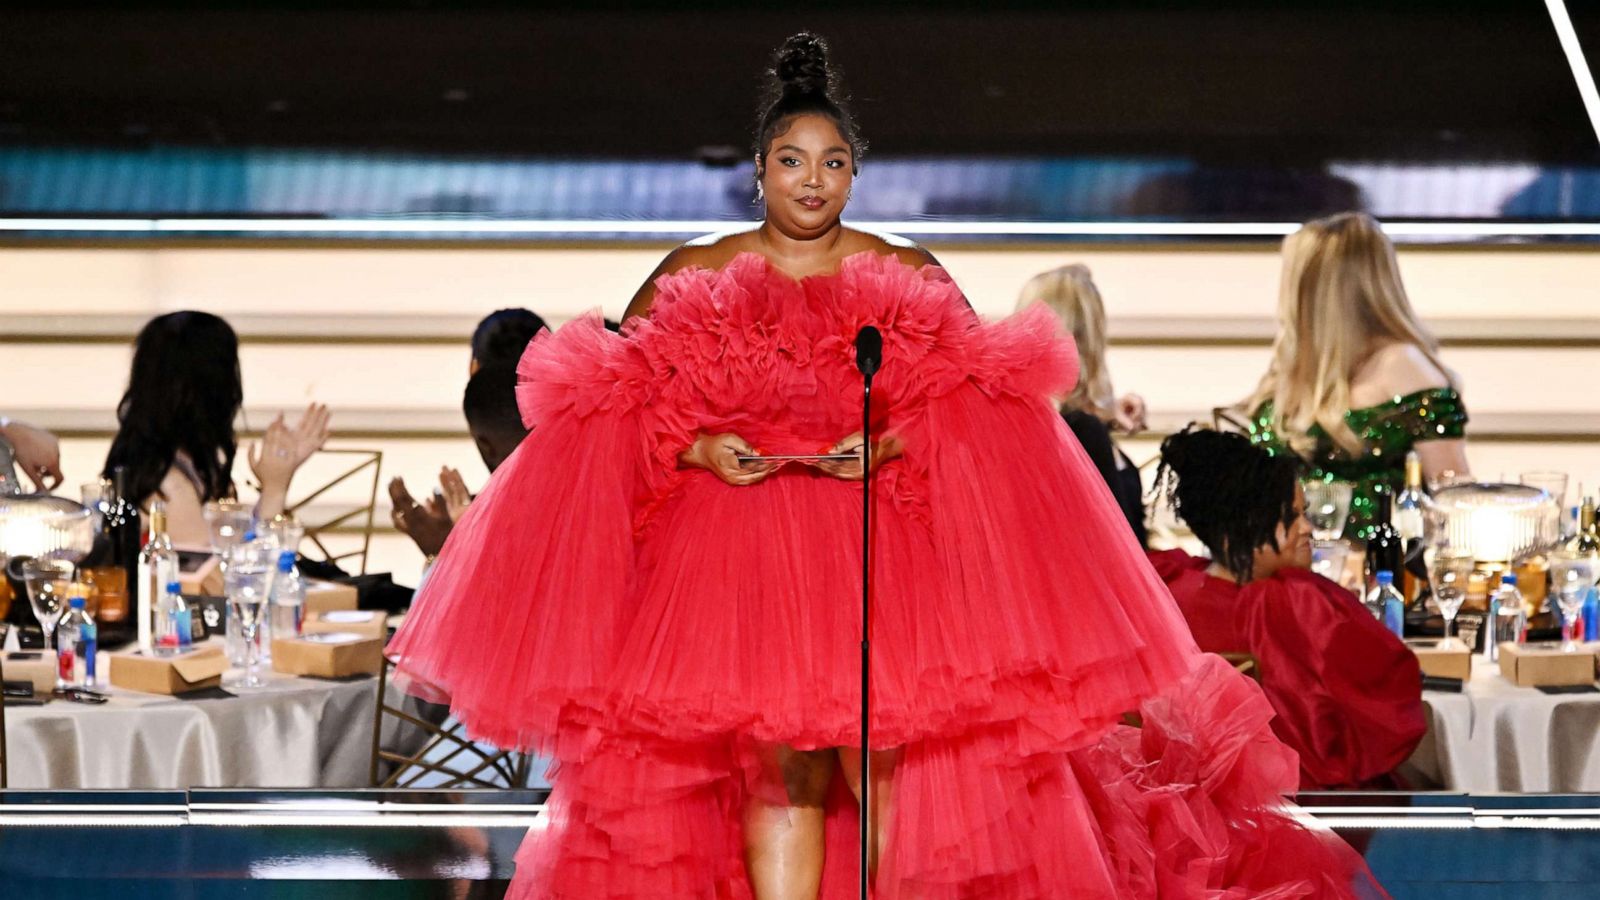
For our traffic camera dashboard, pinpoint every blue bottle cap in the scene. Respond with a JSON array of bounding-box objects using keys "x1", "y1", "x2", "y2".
[
  {"x1": 1376, "y1": 571, "x2": 1393, "y2": 585},
  {"x1": 1501, "y1": 573, "x2": 1517, "y2": 585},
  {"x1": 166, "y1": 581, "x2": 182, "y2": 594},
  {"x1": 277, "y1": 550, "x2": 295, "y2": 572},
  {"x1": 69, "y1": 596, "x2": 86, "y2": 609}
]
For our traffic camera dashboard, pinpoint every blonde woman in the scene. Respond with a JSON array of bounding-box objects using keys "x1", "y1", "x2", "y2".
[
  {"x1": 1018, "y1": 264, "x2": 1147, "y2": 545},
  {"x1": 1244, "y1": 212, "x2": 1471, "y2": 539}
]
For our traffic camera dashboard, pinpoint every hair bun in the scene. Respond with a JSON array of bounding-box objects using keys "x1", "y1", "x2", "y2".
[{"x1": 775, "y1": 32, "x2": 831, "y2": 96}]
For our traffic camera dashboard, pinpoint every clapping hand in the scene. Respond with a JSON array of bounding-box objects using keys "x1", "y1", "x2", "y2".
[
  {"x1": 249, "y1": 403, "x2": 332, "y2": 489},
  {"x1": 1113, "y1": 393, "x2": 1148, "y2": 434},
  {"x1": 438, "y1": 466, "x2": 472, "y2": 521},
  {"x1": 389, "y1": 476, "x2": 454, "y2": 557},
  {"x1": 0, "y1": 417, "x2": 63, "y2": 491}
]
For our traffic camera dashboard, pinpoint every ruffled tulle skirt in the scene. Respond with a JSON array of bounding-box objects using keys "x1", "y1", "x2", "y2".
[{"x1": 388, "y1": 252, "x2": 1386, "y2": 898}]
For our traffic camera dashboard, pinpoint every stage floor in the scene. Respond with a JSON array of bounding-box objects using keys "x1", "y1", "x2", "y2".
[{"x1": 0, "y1": 790, "x2": 1596, "y2": 898}]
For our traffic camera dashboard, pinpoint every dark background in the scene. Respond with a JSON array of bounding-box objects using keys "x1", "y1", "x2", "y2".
[{"x1": 3, "y1": 0, "x2": 1597, "y2": 165}]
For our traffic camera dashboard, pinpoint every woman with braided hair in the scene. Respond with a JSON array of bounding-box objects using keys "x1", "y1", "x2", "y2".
[
  {"x1": 390, "y1": 33, "x2": 1390, "y2": 899},
  {"x1": 1149, "y1": 426, "x2": 1426, "y2": 790}
]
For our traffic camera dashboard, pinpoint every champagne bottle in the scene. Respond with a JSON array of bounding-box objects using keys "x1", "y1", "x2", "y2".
[
  {"x1": 1565, "y1": 497, "x2": 1599, "y2": 556},
  {"x1": 135, "y1": 501, "x2": 177, "y2": 654},
  {"x1": 93, "y1": 466, "x2": 141, "y2": 644}
]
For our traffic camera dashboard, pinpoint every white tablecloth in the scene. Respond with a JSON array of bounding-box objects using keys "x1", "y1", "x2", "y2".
[
  {"x1": 1407, "y1": 663, "x2": 1600, "y2": 792},
  {"x1": 4, "y1": 654, "x2": 378, "y2": 789}
]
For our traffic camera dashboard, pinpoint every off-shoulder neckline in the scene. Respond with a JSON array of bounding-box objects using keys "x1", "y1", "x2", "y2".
[{"x1": 671, "y1": 248, "x2": 935, "y2": 286}]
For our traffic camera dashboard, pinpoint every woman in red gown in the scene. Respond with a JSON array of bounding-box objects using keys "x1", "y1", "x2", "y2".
[
  {"x1": 389, "y1": 33, "x2": 1389, "y2": 900},
  {"x1": 1147, "y1": 427, "x2": 1427, "y2": 791}
]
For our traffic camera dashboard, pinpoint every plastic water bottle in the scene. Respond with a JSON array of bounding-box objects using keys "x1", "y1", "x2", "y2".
[
  {"x1": 1379, "y1": 575, "x2": 1405, "y2": 638},
  {"x1": 270, "y1": 550, "x2": 305, "y2": 642},
  {"x1": 1583, "y1": 586, "x2": 1599, "y2": 643},
  {"x1": 1366, "y1": 571, "x2": 1401, "y2": 623},
  {"x1": 56, "y1": 595, "x2": 98, "y2": 689},
  {"x1": 1488, "y1": 574, "x2": 1526, "y2": 663},
  {"x1": 155, "y1": 580, "x2": 192, "y2": 656}
]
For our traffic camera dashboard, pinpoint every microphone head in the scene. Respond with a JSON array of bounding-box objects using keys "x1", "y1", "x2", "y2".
[{"x1": 854, "y1": 325, "x2": 883, "y2": 376}]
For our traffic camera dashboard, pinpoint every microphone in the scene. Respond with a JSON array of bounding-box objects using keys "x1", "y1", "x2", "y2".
[{"x1": 854, "y1": 326, "x2": 882, "y2": 378}]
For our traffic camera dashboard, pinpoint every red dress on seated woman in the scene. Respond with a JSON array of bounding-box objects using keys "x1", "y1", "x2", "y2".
[
  {"x1": 389, "y1": 251, "x2": 1388, "y2": 899},
  {"x1": 1149, "y1": 548, "x2": 1427, "y2": 790}
]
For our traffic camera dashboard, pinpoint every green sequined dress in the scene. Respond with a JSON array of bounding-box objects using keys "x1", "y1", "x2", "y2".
[{"x1": 1246, "y1": 387, "x2": 1469, "y2": 540}]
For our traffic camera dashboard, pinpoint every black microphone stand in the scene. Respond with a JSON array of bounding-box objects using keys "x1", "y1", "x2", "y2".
[{"x1": 853, "y1": 326, "x2": 881, "y2": 900}]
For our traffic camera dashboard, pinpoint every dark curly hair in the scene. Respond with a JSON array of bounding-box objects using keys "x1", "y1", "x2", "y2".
[
  {"x1": 1154, "y1": 426, "x2": 1304, "y2": 583},
  {"x1": 471, "y1": 308, "x2": 547, "y2": 370},
  {"x1": 754, "y1": 33, "x2": 865, "y2": 179}
]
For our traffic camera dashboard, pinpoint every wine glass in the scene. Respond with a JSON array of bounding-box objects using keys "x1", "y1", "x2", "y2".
[
  {"x1": 1310, "y1": 539, "x2": 1352, "y2": 592},
  {"x1": 224, "y1": 541, "x2": 275, "y2": 690},
  {"x1": 1303, "y1": 480, "x2": 1354, "y2": 542},
  {"x1": 21, "y1": 557, "x2": 76, "y2": 650},
  {"x1": 1424, "y1": 543, "x2": 1476, "y2": 650},
  {"x1": 1548, "y1": 551, "x2": 1599, "y2": 652}
]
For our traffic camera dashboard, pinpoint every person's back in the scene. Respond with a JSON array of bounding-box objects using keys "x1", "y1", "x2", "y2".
[{"x1": 1152, "y1": 427, "x2": 1426, "y2": 790}]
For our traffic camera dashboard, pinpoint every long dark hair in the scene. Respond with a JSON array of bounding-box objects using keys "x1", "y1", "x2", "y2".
[
  {"x1": 104, "y1": 311, "x2": 243, "y2": 506},
  {"x1": 753, "y1": 33, "x2": 866, "y2": 179},
  {"x1": 1154, "y1": 426, "x2": 1303, "y2": 583}
]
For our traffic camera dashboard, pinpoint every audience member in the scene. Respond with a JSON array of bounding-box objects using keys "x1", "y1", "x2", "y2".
[
  {"x1": 470, "y1": 308, "x2": 547, "y2": 375},
  {"x1": 1017, "y1": 264, "x2": 1147, "y2": 546},
  {"x1": 103, "y1": 311, "x2": 330, "y2": 545},
  {"x1": 391, "y1": 362, "x2": 529, "y2": 559},
  {"x1": 1149, "y1": 426, "x2": 1425, "y2": 790},
  {"x1": 0, "y1": 415, "x2": 63, "y2": 491},
  {"x1": 1242, "y1": 212, "x2": 1469, "y2": 539}
]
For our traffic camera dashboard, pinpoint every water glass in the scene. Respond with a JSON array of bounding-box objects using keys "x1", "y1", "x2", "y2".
[
  {"x1": 224, "y1": 542, "x2": 275, "y2": 689},
  {"x1": 1310, "y1": 540, "x2": 1353, "y2": 593},
  {"x1": 1548, "y1": 551, "x2": 1599, "y2": 652},
  {"x1": 21, "y1": 557, "x2": 75, "y2": 650},
  {"x1": 1425, "y1": 547, "x2": 1477, "y2": 649},
  {"x1": 1303, "y1": 480, "x2": 1354, "y2": 541}
]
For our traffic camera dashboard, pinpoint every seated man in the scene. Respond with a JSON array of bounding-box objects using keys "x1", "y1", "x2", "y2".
[
  {"x1": 1149, "y1": 426, "x2": 1426, "y2": 790},
  {"x1": 391, "y1": 362, "x2": 529, "y2": 562}
]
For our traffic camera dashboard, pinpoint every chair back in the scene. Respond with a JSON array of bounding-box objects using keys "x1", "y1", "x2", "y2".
[
  {"x1": 288, "y1": 449, "x2": 383, "y2": 575},
  {"x1": 369, "y1": 655, "x2": 532, "y2": 789}
]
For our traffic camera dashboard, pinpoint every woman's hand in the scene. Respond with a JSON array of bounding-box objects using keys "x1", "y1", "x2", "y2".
[
  {"x1": 812, "y1": 432, "x2": 904, "y2": 482},
  {"x1": 249, "y1": 403, "x2": 332, "y2": 490},
  {"x1": 678, "y1": 432, "x2": 776, "y2": 486},
  {"x1": 0, "y1": 416, "x2": 63, "y2": 491},
  {"x1": 1113, "y1": 392, "x2": 1148, "y2": 434}
]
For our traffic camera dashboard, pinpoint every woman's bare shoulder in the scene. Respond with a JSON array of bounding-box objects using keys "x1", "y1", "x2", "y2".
[
  {"x1": 1351, "y1": 342, "x2": 1453, "y2": 404},
  {"x1": 623, "y1": 232, "x2": 757, "y2": 322},
  {"x1": 848, "y1": 228, "x2": 940, "y2": 269}
]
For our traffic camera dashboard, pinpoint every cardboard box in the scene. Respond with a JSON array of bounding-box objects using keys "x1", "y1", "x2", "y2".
[
  {"x1": 1498, "y1": 641, "x2": 1598, "y2": 688},
  {"x1": 109, "y1": 644, "x2": 229, "y2": 695},
  {"x1": 1407, "y1": 640, "x2": 1472, "y2": 681},
  {"x1": 3, "y1": 650, "x2": 58, "y2": 693},
  {"x1": 271, "y1": 633, "x2": 383, "y2": 678},
  {"x1": 302, "y1": 609, "x2": 388, "y2": 641},
  {"x1": 304, "y1": 580, "x2": 359, "y2": 614}
]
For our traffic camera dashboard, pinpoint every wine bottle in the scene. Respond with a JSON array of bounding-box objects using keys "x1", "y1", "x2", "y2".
[
  {"x1": 135, "y1": 500, "x2": 177, "y2": 654},
  {"x1": 1365, "y1": 487, "x2": 1403, "y2": 592},
  {"x1": 1393, "y1": 452, "x2": 1429, "y2": 604},
  {"x1": 94, "y1": 466, "x2": 141, "y2": 644}
]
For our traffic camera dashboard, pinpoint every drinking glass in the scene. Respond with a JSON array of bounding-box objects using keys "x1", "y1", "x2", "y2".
[
  {"x1": 1310, "y1": 540, "x2": 1352, "y2": 592},
  {"x1": 205, "y1": 500, "x2": 254, "y2": 559},
  {"x1": 1303, "y1": 480, "x2": 1354, "y2": 542},
  {"x1": 21, "y1": 557, "x2": 75, "y2": 650},
  {"x1": 224, "y1": 541, "x2": 275, "y2": 690},
  {"x1": 1425, "y1": 545, "x2": 1477, "y2": 650},
  {"x1": 1548, "y1": 551, "x2": 1599, "y2": 652}
]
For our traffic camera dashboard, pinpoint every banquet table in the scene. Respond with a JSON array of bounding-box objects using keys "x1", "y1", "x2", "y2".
[
  {"x1": 4, "y1": 653, "x2": 379, "y2": 789},
  {"x1": 1407, "y1": 661, "x2": 1600, "y2": 792}
]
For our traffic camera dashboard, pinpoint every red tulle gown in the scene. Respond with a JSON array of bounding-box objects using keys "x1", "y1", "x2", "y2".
[
  {"x1": 1148, "y1": 549, "x2": 1427, "y2": 791},
  {"x1": 388, "y1": 251, "x2": 1389, "y2": 899}
]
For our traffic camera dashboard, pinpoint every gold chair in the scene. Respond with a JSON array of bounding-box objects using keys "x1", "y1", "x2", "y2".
[
  {"x1": 369, "y1": 656, "x2": 533, "y2": 789},
  {"x1": 287, "y1": 449, "x2": 383, "y2": 576},
  {"x1": 1220, "y1": 651, "x2": 1261, "y2": 682}
]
